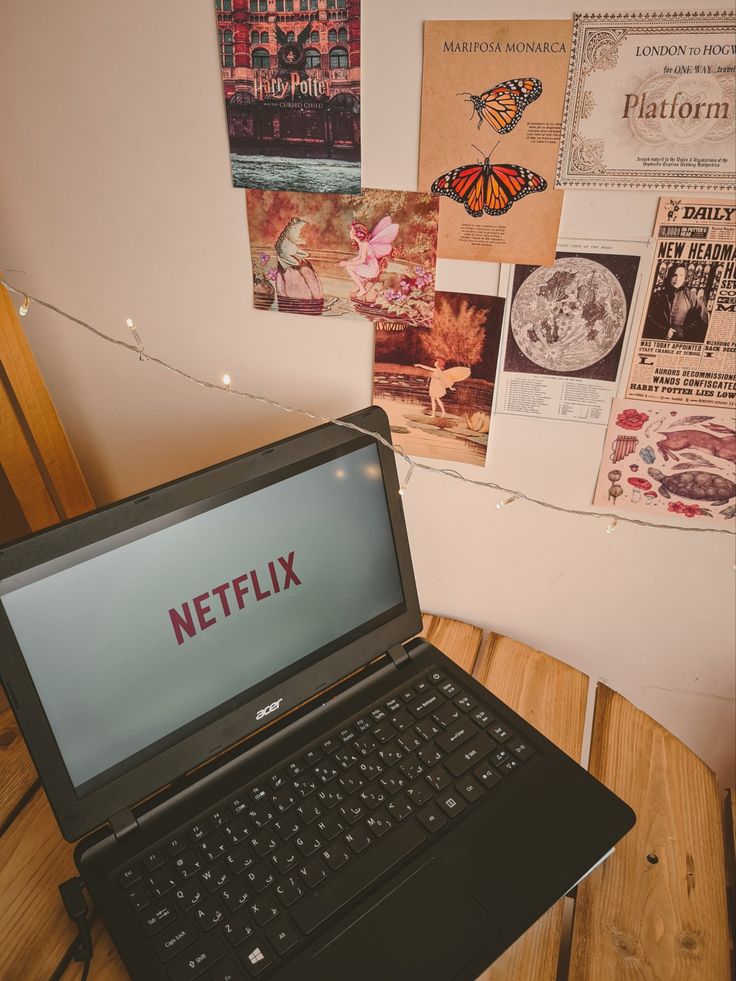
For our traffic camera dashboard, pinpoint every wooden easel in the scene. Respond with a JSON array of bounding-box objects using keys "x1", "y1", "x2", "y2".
[{"x1": 0, "y1": 282, "x2": 94, "y2": 533}]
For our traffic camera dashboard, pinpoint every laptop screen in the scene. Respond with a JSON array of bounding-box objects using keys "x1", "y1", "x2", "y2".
[{"x1": 0, "y1": 442, "x2": 404, "y2": 797}]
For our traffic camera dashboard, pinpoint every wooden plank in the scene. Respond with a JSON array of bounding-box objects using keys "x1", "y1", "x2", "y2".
[
  {"x1": 568, "y1": 684, "x2": 731, "y2": 981},
  {"x1": 473, "y1": 633, "x2": 589, "y2": 981},
  {"x1": 0, "y1": 707, "x2": 38, "y2": 830},
  {"x1": 0, "y1": 380, "x2": 61, "y2": 530},
  {"x1": 422, "y1": 613, "x2": 483, "y2": 674},
  {"x1": 0, "y1": 283, "x2": 95, "y2": 520},
  {"x1": 0, "y1": 789, "x2": 79, "y2": 979}
]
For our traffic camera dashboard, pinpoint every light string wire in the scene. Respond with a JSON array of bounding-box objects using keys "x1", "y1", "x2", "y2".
[{"x1": 2, "y1": 280, "x2": 734, "y2": 538}]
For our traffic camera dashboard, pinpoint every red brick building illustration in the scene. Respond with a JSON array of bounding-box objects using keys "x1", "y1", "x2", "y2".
[{"x1": 215, "y1": 0, "x2": 361, "y2": 161}]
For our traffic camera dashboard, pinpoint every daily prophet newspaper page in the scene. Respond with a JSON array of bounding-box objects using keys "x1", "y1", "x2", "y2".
[
  {"x1": 419, "y1": 20, "x2": 572, "y2": 265},
  {"x1": 625, "y1": 197, "x2": 736, "y2": 408},
  {"x1": 556, "y1": 10, "x2": 735, "y2": 191}
]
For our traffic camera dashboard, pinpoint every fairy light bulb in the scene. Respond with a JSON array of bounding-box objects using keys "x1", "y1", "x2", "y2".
[
  {"x1": 496, "y1": 495, "x2": 518, "y2": 510},
  {"x1": 606, "y1": 517, "x2": 618, "y2": 534},
  {"x1": 19, "y1": 295, "x2": 30, "y2": 317},
  {"x1": 222, "y1": 374, "x2": 231, "y2": 390},
  {"x1": 399, "y1": 463, "x2": 415, "y2": 496},
  {"x1": 126, "y1": 318, "x2": 135, "y2": 329}
]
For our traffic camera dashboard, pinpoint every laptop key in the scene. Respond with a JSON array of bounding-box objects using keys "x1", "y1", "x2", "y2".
[
  {"x1": 295, "y1": 831, "x2": 322, "y2": 857},
  {"x1": 299, "y1": 856, "x2": 329, "y2": 888},
  {"x1": 507, "y1": 736, "x2": 535, "y2": 761},
  {"x1": 271, "y1": 844, "x2": 299, "y2": 875},
  {"x1": 416, "y1": 805, "x2": 447, "y2": 834},
  {"x1": 316, "y1": 811, "x2": 344, "y2": 841},
  {"x1": 437, "y1": 792, "x2": 466, "y2": 818},
  {"x1": 119, "y1": 867, "x2": 140, "y2": 889},
  {"x1": 291, "y1": 818, "x2": 425, "y2": 935},
  {"x1": 474, "y1": 763, "x2": 502, "y2": 790},
  {"x1": 322, "y1": 841, "x2": 351, "y2": 871},
  {"x1": 221, "y1": 910, "x2": 255, "y2": 948},
  {"x1": 141, "y1": 903, "x2": 176, "y2": 936},
  {"x1": 415, "y1": 718, "x2": 440, "y2": 741},
  {"x1": 365, "y1": 807, "x2": 393, "y2": 837},
  {"x1": 166, "y1": 932, "x2": 226, "y2": 980},
  {"x1": 406, "y1": 781, "x2": 432, "y2": 807},
  {"x1": 432, "y1": 702, "x2": 461, "y2": 729},
  {"x1": 456, "y1": 776, "x2": 485, "y2": 803},
  {"x1": 273, "y1": 817, "x2": 301, "y2": 840},
  {"x1": 127, "y1": 883, "x2": 151, "y2": 912},
  {"x1": 210, "y1": 958, "x2": 246, "y2": 981},
  {"x1": 142, "y1": 849, "x2": 166, "y2": 873},
  {"x1": 409, "y1": 692, "x2": 444, "y2": 719},
  {"x1": 248, "y1": 893, "x2": 279, "y2": 927},
  {"x1": 166, "y1": 837, "x2": 187, "y2": 857},
  {"x1": 446, "y1": 733, "x2": 495, "y2": 777},
  {"x1": 436, "y1": 721, "x2": 475, "y2": 754},
  {"x1": 221, "y1": 882, "x2": 250, "y2": 913},
  {"x1": 266, "y1": 919, "x2": 299, "y2": 956},
  {"x1": 386, "y1": 795, "x2": 413, "y2": 821},
  {"x1": 425, "y1": 766, "x2": 451, "y2": 792},
  {"x1": 275, "y1": 875, "x2": 303, "y2": 907},
  {"x1": 471, "y1": 708, "x2": 494, "y2": 728},
  {"x1": 245, "y1": 863, "x2": 276, "y2": 893},
  {"x1": 193, "y1": 898, "x2": 225, "y2": 931},
  {"x1": 154, "y1": 920, "x2": 197, "y2": 961},
  {"x1": 149, "y1": 867, "x2": 177, "y2": 897},
  {"x1": 174, "y1": 850, "x2": 203, "y2": 879},
  {"x1": 240, "y1": 939, "x2": 272, "y2": 976},
  {"x1": 344, "y1": 825, "x2": 372, "y2": 854},
  {"x1": 174, "y1": 881, "x2": 204, "y2": 912}
]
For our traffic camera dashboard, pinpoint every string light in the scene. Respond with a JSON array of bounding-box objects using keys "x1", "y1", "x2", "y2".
[
  {"x1": 399, "y1": 463, "x2": 415, "y2": 496},
  {"x1": 19, "y1": 295, "x2": 30, "y2": 317},
  {"x1": 496, "y1": 495, "x2": 518, "y2": 510},
  {"x1": 222, "y1": 374, "x2": 232, "y2": 390},
  {"x1": 1, "y1": 278, "x2": 733, "y2": 539},
  {"x1": 125, "y1": 317, "x2": 144, "y2": 355}
]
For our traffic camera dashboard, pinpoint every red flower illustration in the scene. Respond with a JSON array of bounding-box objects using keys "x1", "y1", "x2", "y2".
[
  {"x1": 667, "y1": 501, "x2": 701, "y2": 518},
  {"x1": 616, "y1": 408, "x2": 649, "y2": 431}
]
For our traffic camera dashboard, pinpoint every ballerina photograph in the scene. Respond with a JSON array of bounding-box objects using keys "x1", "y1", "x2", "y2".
[
  {"x1": 246, "y1": 187, "x2": 438, "y2": 323},
  {"x1": 374, "y1": 290, "x2": 505, "y2": 467}
]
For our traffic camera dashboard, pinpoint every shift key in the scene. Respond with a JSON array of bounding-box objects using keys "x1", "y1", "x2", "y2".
[
  {"x1": 166, "y1": 932, "x2": 226, "y2": 980},
  {"x1": 446, "y1": 733, "x2": 494, "y2": 777}
]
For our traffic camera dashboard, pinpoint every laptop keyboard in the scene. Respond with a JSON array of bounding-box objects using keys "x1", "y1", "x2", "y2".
[{"x1": 114, "y1": 666, "x2": 535, "y2": 980}]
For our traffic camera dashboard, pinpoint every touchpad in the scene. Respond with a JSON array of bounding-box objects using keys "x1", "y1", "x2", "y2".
[{"x1": 309, "y1": 859, "x2": 499, "y2": 981}]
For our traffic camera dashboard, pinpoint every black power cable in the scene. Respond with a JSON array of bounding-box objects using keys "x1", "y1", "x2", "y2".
[{"x1": 49, "y1": 877, "x2": 93, "y2": 981}]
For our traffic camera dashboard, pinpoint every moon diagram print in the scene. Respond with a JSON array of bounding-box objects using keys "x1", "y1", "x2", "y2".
[
  {"x1": 510, "y1": 257, "x2": 626, "y2": 373},
  {"x1": 496, "y1": 244, "x2": 647, "y2": 425}
]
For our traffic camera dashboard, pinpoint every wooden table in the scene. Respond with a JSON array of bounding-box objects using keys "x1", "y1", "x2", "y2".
[{"x1": 0, "y1": 615, "x2": 732, "y2": 980}]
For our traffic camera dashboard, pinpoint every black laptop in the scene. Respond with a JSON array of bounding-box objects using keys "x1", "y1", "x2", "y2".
[{"x1": 0, "y1": 405, "x2": 634, "y2": 980}]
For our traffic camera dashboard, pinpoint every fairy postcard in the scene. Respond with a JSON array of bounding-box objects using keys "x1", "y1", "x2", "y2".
[
  {"x1": 246, "y1": 188, "x2": 439, "y2": 324},
  {"x1": 418, "y1": 20, "x2": 572, "y2": 266},
  {"x1": 592, "y1": 398, "x2": 736, "y2": 526},
  {"x1": 373, "y1": 291, "x2": 505, "y2": 468}
]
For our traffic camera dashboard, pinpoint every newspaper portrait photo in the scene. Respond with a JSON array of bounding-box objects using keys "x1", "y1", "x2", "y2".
[
  {"x1": 557, "y1": 10, "x2": 736, "y2": 192},
  {"x1": 626, "y1": 198, "x2": 736, "y2": 407}
]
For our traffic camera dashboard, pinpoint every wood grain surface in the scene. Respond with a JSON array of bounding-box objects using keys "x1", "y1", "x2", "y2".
[
  {"x1": 568, "y1": 684, "x2": 731, "y2": 981},
  {"x1": 472, "y1": 633, "x2": 589, "y2": 981},
  {"x1": 0, "y1": 708, "x2": 38, "y2": 832}
]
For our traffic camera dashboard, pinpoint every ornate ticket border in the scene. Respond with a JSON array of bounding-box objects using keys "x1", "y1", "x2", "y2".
[{"x1": 556, "y1": 10, "x2": 736, "y2": 191}]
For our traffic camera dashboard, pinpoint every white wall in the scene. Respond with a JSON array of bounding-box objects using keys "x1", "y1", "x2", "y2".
[{"x1": 1, "y1": 0, "x2": 733, "y2": 787}]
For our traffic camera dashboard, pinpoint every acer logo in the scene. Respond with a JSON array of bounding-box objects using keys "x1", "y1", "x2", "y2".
[{"x1": 256, "y1": 698, "x2": 283, "y2": 722}]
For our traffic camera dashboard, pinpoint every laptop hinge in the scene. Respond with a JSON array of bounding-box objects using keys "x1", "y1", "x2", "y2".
[
  {"x1": 387, "y1": 643, "x2": 410, "y2": 668},
  {"x1": 110, "y1": 807, "x2": 139, "y2": 841}
]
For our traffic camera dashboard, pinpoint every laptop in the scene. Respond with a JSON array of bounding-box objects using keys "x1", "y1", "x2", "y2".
[{"x1": 0, "y1": 405, "x2": 634, "y2": 980}]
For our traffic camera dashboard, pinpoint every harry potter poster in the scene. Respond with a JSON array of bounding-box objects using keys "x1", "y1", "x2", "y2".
[
  {"x1": 215, "y1": 0, "x2": 361, "y2": 193},
  {"x1": 418, "y1": 20, "x2": 572, "y2": 265}
]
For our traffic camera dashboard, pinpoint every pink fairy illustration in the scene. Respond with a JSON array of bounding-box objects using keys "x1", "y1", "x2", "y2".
[
  {"x1": 340, "y1": 216, "x2": 399, "y2": 301},
  {"x1": 414, "y1": 359, "x2": 471, "y2": 417}
]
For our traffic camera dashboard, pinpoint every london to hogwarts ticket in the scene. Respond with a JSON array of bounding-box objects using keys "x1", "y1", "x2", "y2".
[{"x1": 556, "y1": 10, "x2": 735, "y2": 192}]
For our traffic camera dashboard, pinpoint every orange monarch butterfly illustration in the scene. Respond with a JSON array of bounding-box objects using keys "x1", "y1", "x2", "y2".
[
  {"x1": 459, "y1": 78, "x2": 542, "y2": 133},
  {"x1": 431, "y1": 145, "x2": 547, "y2": 217}
]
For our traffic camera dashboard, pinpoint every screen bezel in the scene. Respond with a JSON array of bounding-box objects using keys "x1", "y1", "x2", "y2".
[{"x1": 0, "y1": 407, "x2": 421, "y2": 841}]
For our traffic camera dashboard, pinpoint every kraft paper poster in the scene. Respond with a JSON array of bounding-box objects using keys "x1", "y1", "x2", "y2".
[{"x1": 418, "y1": 20, "x2": 572, "y2": 265}]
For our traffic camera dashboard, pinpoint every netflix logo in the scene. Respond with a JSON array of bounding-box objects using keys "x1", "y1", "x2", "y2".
[{"x1": 167, "y1": 551, "x2": 301, "y2": 647}]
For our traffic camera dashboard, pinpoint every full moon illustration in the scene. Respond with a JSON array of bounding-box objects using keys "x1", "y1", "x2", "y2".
[{"x1": 511, "y1": 257, "x2": 626, "y2": 372}]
